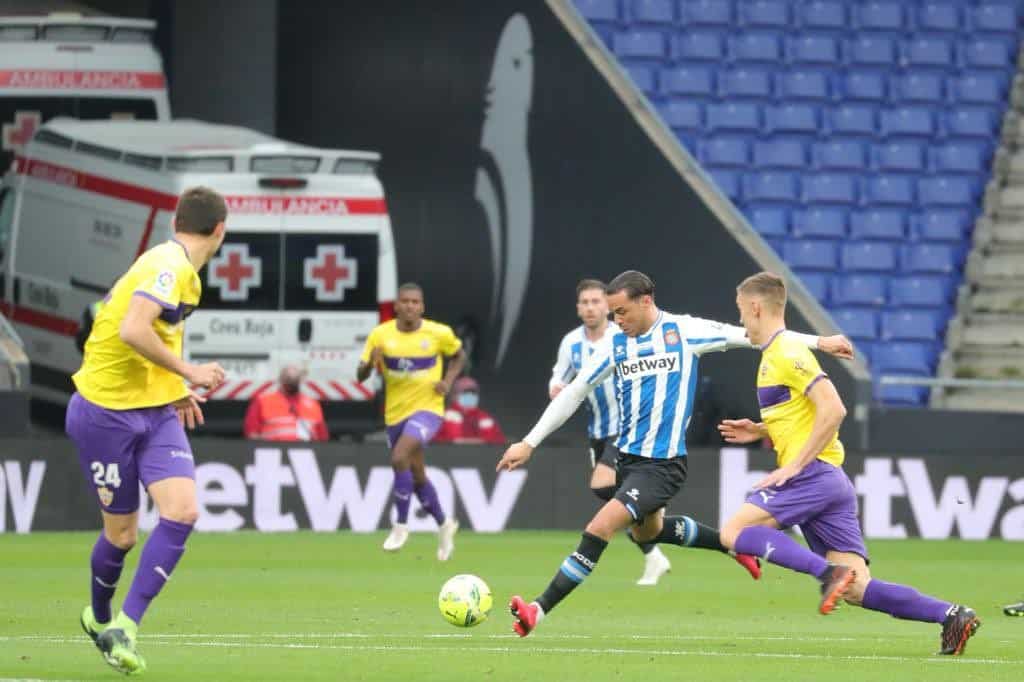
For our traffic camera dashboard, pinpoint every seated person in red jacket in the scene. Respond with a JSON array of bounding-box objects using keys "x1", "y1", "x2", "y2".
[
  {"x1": 435, "y1": 376, "x2": 506, "y2": 445},
  {"x1": 244, "y1": 366, "x2": 329, "y2": 441}
]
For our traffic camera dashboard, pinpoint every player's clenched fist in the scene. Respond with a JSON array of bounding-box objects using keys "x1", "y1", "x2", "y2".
[
  {"x1": 185, "y1": 362, "x2": 226, "y2": 389},
  {"x1": 496, "y1": 442, "x2": 534, "y2": 472}
]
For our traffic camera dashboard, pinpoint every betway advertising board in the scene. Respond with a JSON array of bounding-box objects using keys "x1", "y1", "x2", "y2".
[{"x1": 0, "y1": 440, "x2": 1021, "y2": 540}]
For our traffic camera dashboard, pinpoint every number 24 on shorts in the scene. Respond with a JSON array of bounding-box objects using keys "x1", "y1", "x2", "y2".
[{"x1": 90, "y1": 461, "x2": 122, "y2": 488}]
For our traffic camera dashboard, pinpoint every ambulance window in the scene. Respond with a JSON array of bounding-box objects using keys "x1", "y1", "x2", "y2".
[
  {"x1": 0, "y1": 26, "x2": 36, "y2": 41},
  {"x1": 0, "y1": 188, "x2": 13, "y2": 263},
  {"x1": 199, "y1": 233, "x2": 281, "y2": 311},
  {"x1": 42, "y1": 25, "x2": 109, "y2": 42},
  {"x1": 283, "y1": 233, "x2": 378, "y2": 312},
  {"x1": 111, "y1": 28, "x2": 152, "y2": 44}
]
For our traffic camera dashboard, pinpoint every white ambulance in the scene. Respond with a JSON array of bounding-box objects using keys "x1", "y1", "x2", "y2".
[
  {"x1": 0, "y1": 11, "x2": 170, "y2": 173},
  {"x1": 0, "y1": 118, "x2": 397, "y2": 433}
]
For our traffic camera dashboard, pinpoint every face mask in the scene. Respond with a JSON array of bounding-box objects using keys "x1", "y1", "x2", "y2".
[
  {"x1": 282, "y1": 382, "x2": 301, "y2": 396},
  {"x1": 456, "y1": 392, "x2": 479, "y2": 409}
]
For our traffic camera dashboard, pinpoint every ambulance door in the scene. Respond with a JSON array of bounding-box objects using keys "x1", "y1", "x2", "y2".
[{"x1": 279, "y1": 227, "x2": 380, "y2": 403}]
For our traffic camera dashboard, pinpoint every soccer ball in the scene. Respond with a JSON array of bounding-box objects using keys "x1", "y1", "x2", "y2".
[{"x1": 437, "y1": 574, "x2": 493, "y2": 627}]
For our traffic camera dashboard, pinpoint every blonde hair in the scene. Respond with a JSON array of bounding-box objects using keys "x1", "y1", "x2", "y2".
[{"x1": 737, "y1": 271, "x2": 787, "y2": 311}]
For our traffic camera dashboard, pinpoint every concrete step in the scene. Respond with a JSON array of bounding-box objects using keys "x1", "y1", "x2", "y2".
[
  {"x1": 949, "y1": 349, "x2": 1024, "y2": 380},
  {"x1": 961, "y1": 318, "x2": 1024, "y2": 347},
  {"x1": 969, "y1": 287, "x2": 1024, "y2": 314},
  {"x1": 936, "y1": 388, "x2": 1024, "y2": 412}
]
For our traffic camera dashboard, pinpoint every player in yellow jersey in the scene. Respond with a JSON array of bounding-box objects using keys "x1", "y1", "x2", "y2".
[
  {"x1": 717, "y1": 272, "x2": 980, "y2": 655},
  {"x1": 66, "y1": 187, "x2": 228, "y2": 675},
  {"x1": 357, "y1": 283, "x2": 466, "y2": 560}
]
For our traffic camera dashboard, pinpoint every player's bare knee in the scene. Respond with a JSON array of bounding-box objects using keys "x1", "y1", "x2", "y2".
[
  {"x1": 163, "y1": 503, "x2": 199, "y2": 526},
  {"x1": 107, "y1": 526, "x2": 137, "y2": 550}
]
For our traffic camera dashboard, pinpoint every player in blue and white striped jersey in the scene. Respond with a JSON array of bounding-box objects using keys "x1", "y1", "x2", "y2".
[
  {"x1": 549, "y1": 279, "x2": 671, "y2": 586},
  {"x1": 499, "y1": 270, "x2": 853, "y2": 637}
]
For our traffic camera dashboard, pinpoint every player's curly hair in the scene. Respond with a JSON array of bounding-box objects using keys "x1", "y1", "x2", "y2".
[{"x1": 606, "y1": 270, "x2": 654, "y2": 300}]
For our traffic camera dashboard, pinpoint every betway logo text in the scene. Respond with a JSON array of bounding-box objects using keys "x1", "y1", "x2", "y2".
[
  {"x1": 617, "y1": 352, "x2": 677, "y2": 380},
  {"x1": 719, "y1": 449, "x2": 1024, "y2": 540},
  {"x1": 0, "y1": 461, "x2": 46, "y2": 533},
  {"x1": 138, "y1": 448, "x2": 527, "y2": 533}
]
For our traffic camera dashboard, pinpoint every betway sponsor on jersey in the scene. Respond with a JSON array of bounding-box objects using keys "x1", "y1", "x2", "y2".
[{"x1": 616, "y1": 351, "x2": 677, "y2": 380}]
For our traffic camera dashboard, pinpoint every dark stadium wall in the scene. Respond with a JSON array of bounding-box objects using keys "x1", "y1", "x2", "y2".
[{"x1": 274, "y1": 0, "x2": 857, "y2": 439}]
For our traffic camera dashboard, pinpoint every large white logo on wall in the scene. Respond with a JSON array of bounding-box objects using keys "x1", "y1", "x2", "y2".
[
  {"x1": 208, "y1": 243, "x2": 262, "y2": 301},
  {"x1": 475, "y1": 13, "x2": 533, "y2": 368},
  {"x1": 0, "y1": 460, "x2": 46, "y2": 533},
  {"x1": 138, "y1": 448, "x2": 528, "y2": 533},
  {"x1": 719, "y1": 448, "x2": 1024, "y2": 540}
]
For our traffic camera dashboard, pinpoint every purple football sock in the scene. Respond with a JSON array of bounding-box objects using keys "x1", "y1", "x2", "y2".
[
  {"x1": 122, "y1": 518, "x2": 193, "y2": 625},
  {"x1": 862, "y1": 579, "x2": 952, "y2": 624},
  {"x1": 91, "y1": 533, "x2": 129, "y2": 623},
  {"x1": 734, "y1": 526, "x2": 829, "y2": 577},
  {"x1": 393, "y1": 470, "x2": 414, "y2": 524},
  {"x1": 414, "y1": 480, "x2": 445, "y2": 524}
]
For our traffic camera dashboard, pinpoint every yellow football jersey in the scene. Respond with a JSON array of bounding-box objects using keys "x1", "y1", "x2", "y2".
[
  {"x1": 361, "y1": 319, "x2": 462, "y2": 425},
  {"x1": 757, "y1": 330, "x2": 844, "y2": 468},
  {"x1": 73, "y1": 240, "x2": 200, "y2": 409}
]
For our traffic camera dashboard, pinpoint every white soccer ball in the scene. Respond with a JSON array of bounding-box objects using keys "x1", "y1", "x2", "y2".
[{"x1": 437, "y1": 574, "x2": 493, "y2": 627}]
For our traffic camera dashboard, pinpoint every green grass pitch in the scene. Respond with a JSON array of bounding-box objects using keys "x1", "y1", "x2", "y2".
[{"x1": 0, "y1": 531, "x2": 1021, "y2": 681}]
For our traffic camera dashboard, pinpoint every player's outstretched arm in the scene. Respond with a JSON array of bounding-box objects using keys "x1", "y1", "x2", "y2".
[
  {"x1": 685, "y1": 316, "x2": 852, "y2": 359},
  {"x1": 718, "y1": 418, "x2": 768, "y2": 444},
  {"x1": 120, "y1": 295, "x2": 225, "y2": 388},
  {"x1": 548, "y1": 334, "x2": 574, "y2": 399}
]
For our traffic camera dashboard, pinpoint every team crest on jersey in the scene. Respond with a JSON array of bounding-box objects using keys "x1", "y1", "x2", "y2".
[
  {"x1": 572, "y1": 352, "x2": 581, "y2": 365},
  {"x1": 794, "y1": 359, "x2": 808, "y2": 375},
  {"x1": 420, "y1": 340, "x2": 430, "y2": 350},
  {"x1": 614, "y1": 345, "x2": 627, "y2": 358},
  {"x1": 97, "y1": 487, "x2": 113, "y2": 507},
  {"x1": 663, "y1": 328, "x2": 680, "y2": 346},
  {"x1": 153, "y1": 270, "x2": 175, "y2": 298}
]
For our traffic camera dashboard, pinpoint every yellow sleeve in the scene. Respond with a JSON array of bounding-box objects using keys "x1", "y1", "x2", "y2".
[
  {"x1": 360, "y1": 326, "x2": 379, "y2": 364},
  {"x1": 778, "y1": 342, "x2": 827, "y2": 396},
  {"x1": 134, "y1": 261, "x2": 183, "y2": 310},
  {"x1": 437, "y1": 324, "x2": 463, "y2": 357}
]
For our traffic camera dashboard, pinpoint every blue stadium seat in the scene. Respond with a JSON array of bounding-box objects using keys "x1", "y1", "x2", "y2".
[
  {"x1": 918, "y1": 176, "x2": 978, "y2": 207},
  {"x1": 625, "y1": 65, "x2": 656, "y2": 94},
  {"x1": 753, "y1": 139, "x2": 807, "y2": 169},
  {"x1": 903, "y1": 37, "x2": 955, "y2": 69},
  {"x1": 912, "y1": 210, "x2": 971, "y2": 242},
  {"x1": 700, "y1": 137, "x2": 750, "y2": 167},
  {"x1": 890, "y1": 73, "x2": 945, "y2": 104},
  {"x1": 841, "y1": 72, "x2": 887, "y2": 102},
  {"x1": 748, "y1": 206, "x2": 790, "y2": 238},
  {"x1": 875, "y1": 383, "x2": 930, "y2": 406},
  {"x1": 873, "y1": 342, "x2": 936, "y2": 374},
  {"x1": 930, "y1": 142, "x2": 990, "y2": 175},
  {"x1": 850, "y1": 209, "x2": 907, "y2": 241},
  {"x1": 708, "y1": 168, "x2": 742, "y2": 200},
  {"x1": 969, "y1": 2, "x2": 1019, "y2": 36},
  {"x1": 778, "y1": 71, "x2": 832, "y2": 101},
  {"x1": 799, "y1": 272, "x2": 831, "y2": 303},
  {"x1": 706, "y1": 102, "x2": 762, "y2": 133},
  {"x1": 813, "y1": 140, "x2": 867, "y2": 171},
  {"x1": 830, "y1": 105, "x2": 877, "y2": 138},
  {"x1": 831, "y1": 274, "x2": 887, "y2": 306},
  {"x1": 881, "y1": 310, "x2": 942, "y2": 341},
  {"x1": 657, "y1": 99, "x2": 702, "y2": 133},
  {"x1": 916, "y1": 2, "x2": 961, "y2": 34},
  {"x1": 803, "y1": 173, "x2": 859, "y2": 205},
  {"x1": 789, "y1": 36, "x2": 841, "y2": 65},
  {"x1": 841, "y1": 242, "x2": 898, "y2": 272},
  {"x1": 738, "y1": 0, "x2": 790, "y2": 30},
  {"x1": 679, "y1": 0, "x2": 733, "y2": 28},
  {"x1": 729, "y1": 33, "x2": 783, "y2": 63},
  {"x1": 792, "y1": 207, "x2": 849, "y2": 239},
  {"x1": 856, "y1": 1, "x2": 905, "y2": 33},
  {"x1": 865, "y1": 175, "x2": 916, "y2": 206},
  {"x1": 661, "y1": 66, "x2": 715, "y2": 96},
  {"x1": 672, "y1": 32, "x2": 725, "y2": 61},
  {"x1": 950, "y1": 73, "x2": 1007, "y2": 105},
  {"x1": 890, "y1": 277, "x2": 951, "y2": 308},
  {"x1": 783, "y1": 239, "x2": 839, "y2": 270},
  {"x1": 880, "y1": 107, "x2": 936, "y2": 139},
  {"x1": 902, "y1": 243, "x2": 958, "y2": 273},
  {"x1": 575, "y1": 0, "x2": 620, "y2": 23},
  {"x1": 744, "y1": 171, "x2": 800, "y2": 203},
  {"x1": 847, "y1": 36, "x2": 898, "y2": 68},
  {"x1": 944, "y1": 109, "x2": 998, "y2": 139},
  {"x1": 719, "y1": 68, "x2": 774, "y2": 99},
  {"x1": 832, "y1": 308, "x2": 879, "y2": 340},
  {"x1": 800, "y1": 1, "x2": 846, "y2": 31},
  {"x1": 962, "y1": 39, "x2": 1014, "y2": 70},
  {"x1": 764, "y1": 104, "x2": 820, "y2": 135},
  {"x1": 874, "y1": 142, "x2": 927, "y2": 173},
  {"x1": 613, "y1": 30, "x2": 666, "y2": 59},
  {"x1": 627, "y1": 0, "x2": 673, "y2": 25}
]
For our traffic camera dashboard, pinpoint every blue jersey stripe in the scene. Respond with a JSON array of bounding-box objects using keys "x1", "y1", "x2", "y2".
[
  {"x1": 686, "y1": 336, "x2": 727, "y2": 345},
  {"x1": 675, "y1": 353, "x2": 699, "y2": 456},
  {"x1": 593, "y1": 384, "x2": 611, "y2": 438},
  {"x1": 627, "y1": 374, "x2": 657, "y2": 454},
  {"x1": 584, "y1": 357, "x2": 611, "y2": 384},
  {"x1": 652, "y1": 323, "x2": 682, "y2": 457}
]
